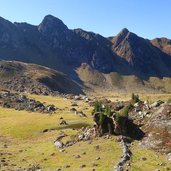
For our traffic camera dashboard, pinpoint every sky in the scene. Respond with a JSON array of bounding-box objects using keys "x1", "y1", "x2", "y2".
[{"x1": 0, "y1": 0, "x2": 170, "y2": 39}]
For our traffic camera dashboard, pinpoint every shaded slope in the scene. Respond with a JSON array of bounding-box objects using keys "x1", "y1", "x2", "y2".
[{"x1": 0, "y1": 60, "x2": 83, "y2": 94}]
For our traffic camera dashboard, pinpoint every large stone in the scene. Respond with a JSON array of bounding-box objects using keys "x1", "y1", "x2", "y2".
[{"x1": 54, "y1": 140, "x2": 63, "y2": 148}]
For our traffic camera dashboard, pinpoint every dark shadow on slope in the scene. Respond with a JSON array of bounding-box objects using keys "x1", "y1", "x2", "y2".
[
  {"x1": 38, "y1": 74, "x2": 84, "y2": 95},
  {"x1": 125, "y1": 119, "x2": 145, "y2": 141}
]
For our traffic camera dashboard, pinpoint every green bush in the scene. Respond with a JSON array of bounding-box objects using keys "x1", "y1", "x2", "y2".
[
  {"x1": 131, "y1": 93, "x2": 140, "y2": 103},
  {"x1": 115, "y1": 107, "x2": 129, "y2": 123},
  {"x1": 167, "y1": 98, "x2": 171, "y2": 103},
  {"x1": 92, "y1": 101, "x2": 102, "y2": 115},
  {"x1": 105, "y1": 104, "x2": 112, "y2": 116},
  {"x1": 92, "y1": 101, "x2": 112, "y2": 116},
  {"x1": 99, "y1": 112, "x2": 104, "y2": 125}
]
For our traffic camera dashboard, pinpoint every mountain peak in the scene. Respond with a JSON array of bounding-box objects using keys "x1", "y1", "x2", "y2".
[
  {"x1": 43, "y1": 15, "x2": 61, "y2": 22},
  {"x1": 38, "y1": 15, "x2": 68, "y2": 33},
  {"x1": 120, "y1": 28, "x2": 129, "y2": 35},
  {"x1": 111, "y1": 28, "x2": 130, "y2": 46}
]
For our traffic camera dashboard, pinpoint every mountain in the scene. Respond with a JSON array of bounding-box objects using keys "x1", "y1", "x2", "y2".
[
  {"x1": 0, "y1": 15, "x2": 171, "y2": 93},
  {"x1": 0, "y1": 60, "x2": 83, "y2": 95},
  {"x1": 111, "y1": 28, "x2": 171, "y2": 78},
  {"x1": 151, "y1": 38, "x2": 171, "y2": 56}
]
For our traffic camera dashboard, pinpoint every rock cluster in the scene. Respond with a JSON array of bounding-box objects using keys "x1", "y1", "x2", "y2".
[
  {"x1": 140, "y1": 103, "x2": 171, "y2": 153},
  {"x1": 0, "y1": 92, "x2": 56, "y2": 113},
  {"x1": 54, "y1": 127, "x2": 96, "y2": 150},
  {"x1": 1, "y1": 76, "x2": 57, "y2": 96},
  {"x1": 78, "y1": 127, "x2": 96, "y2": 141}
]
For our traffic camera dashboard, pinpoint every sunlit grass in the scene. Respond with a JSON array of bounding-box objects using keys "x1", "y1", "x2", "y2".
[
  {"x1": 130, "y1": 141, "x2": 171, "y2": 171},
  {"x1": 0, "y1": 94, "x2": 170, "y2": 170}
]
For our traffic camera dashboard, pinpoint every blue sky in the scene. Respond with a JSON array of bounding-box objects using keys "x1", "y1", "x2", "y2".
[{"x1": 0, "y1": 0, "x2": 170, "y2": 39}]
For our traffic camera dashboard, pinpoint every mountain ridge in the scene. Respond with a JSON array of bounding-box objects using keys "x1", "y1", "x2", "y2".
[{"x1": 0, "y1": 15, "x2": 171, "y2": 93}]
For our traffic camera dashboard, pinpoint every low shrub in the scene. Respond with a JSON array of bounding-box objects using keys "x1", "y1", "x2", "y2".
[
  {"x1": 167, "y1": 98, "x2": 171, "y2": 103},
  {"x1": 131, "y1": 93, "x2": 140, "y2": 103}
]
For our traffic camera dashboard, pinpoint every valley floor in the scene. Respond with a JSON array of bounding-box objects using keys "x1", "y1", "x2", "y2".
[{"x1": 0, "y1": 94, "x2": 171, "y2": 171}]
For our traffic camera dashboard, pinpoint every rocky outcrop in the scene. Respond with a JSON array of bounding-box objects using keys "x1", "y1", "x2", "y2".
[
  {"x1": 140, "y1": 103, "x2": 171, "y2": 153},
  {"x1": 93, "y1": 112, "x2": 114, "y2": 136},
  {"x1": 0, "y1": 92, "x2": 56, "y2": 113}
]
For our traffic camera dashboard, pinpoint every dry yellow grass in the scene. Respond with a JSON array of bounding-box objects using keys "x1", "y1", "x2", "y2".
[
  {"x1": 0, "y1": 95, "x2": 121, "y2": 170},
  {"x1": 0, "y1": 93, "x2": 170, "y2": 170},
  {"x1": 130, "y1": 141, "x2": 171, "y2": 171}
]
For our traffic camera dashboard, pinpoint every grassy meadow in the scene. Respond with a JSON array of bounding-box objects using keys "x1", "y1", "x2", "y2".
[{"x1": 0, "y1": 93, "x2": 171, "y2": 170}]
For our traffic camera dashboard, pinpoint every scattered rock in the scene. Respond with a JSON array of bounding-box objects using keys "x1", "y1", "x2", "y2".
[
  {"x1": 63, "y1": 165, "x2": 70, "y2": 168},
  {"x1": 1, "y1": 159, "x2": 5, "y2": 162},
  {"x1": 140, "y1": 157, "x2": 147, "y2": 161},
  {"x1": 27, "y1": 164, "x2": 41, "y2": 171},
  {"x1": 168, "y1": 153, "x2": 171, "y2": 161},
  {"x1": 54, "y1": 140, "x2": 63, "y2": 149},
  {"x1": 74, "y1": 154, "x2": 81, "y2": 158},
  {"x1": 71, "y1": 102, "x2": 78, "y2": 106},
  {"x1": 150, "y1": 100, "x2": 164, "y2": 108},
  {"x1": 70, "y1": 108, "x2": 77, "y2": 112},
  {"x1": 75, "y1": 111, "x2": 87, "y2": 117},
  {"x1": 94, "y1": 145, "x2": 100, "y2": 150},
  {"x1": 74, "y1": 95, "x2": 81, "y2": 100},
  {"x1": 80, "y1": 164, "x2": 86, "y2": 168},
  {"x1": 158, "y1": 162, "x2": 166, "y2": 166},
  {"x1": 50, "y1": 153, "x2": 56, "y2": 156},
  {"x1": 3, "y1": 144, "x2": 8, "y2": 148},
  {"x1": 47, "y1": 105, "x2": 56, "y2": 112},
  {"x1": 0, "y1": 92, "x2": 57, "y2": 113},
  {"x1": 59, "y1": 149, "x2": 65, "y2": 153},
  {"x1": 95, "y1": 157, "x2": 100, "y2": 160},
  {"x1": 92, "y1": 162, "x2": 98, "y2": 167},
  {"x1": 60, "y1": 120, "x2": 68, "y2": 125},
  {"x1": 42, "y1": 129, "x2": 49, "y2": 133},
  {"x1": 56, "y1": 168, "x2": 61, "y2": 171}
]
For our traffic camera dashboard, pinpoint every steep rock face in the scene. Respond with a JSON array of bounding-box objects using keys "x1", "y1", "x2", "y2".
[
  {"x1": 0, "y1": 17, "x2": 24, "y2": 49},
  {"x1": 151, "y1": 38, "x2": 171, "y2": 56},
  {"x1": 111, "y1": 29, "x2": 171, "y2": 78},
  {"x1": 73, "y1": 29, "x2": 120, "y2": 73}
]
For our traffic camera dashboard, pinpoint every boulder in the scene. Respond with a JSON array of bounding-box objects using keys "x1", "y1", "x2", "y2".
[
  {"x1": 71, "y1": 102, "x2": 78, "y2": 106},
  {"x1": 150, "y1": 100, "x2": 164, "y2": 108},
  {"x1": 75, "y1": 111, "x2": 87, "y2": 117},
  {"x1": 60, "y1": 120, "x2": 68, "y2": 125},
  {"x1": 54, "y1": 140, "x2": 63, "y2": 148}
]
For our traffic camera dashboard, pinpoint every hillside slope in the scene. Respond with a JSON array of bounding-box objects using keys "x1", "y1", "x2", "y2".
[{"x1": 0, "y1": 60, "x2": 83, "y2": 95}]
